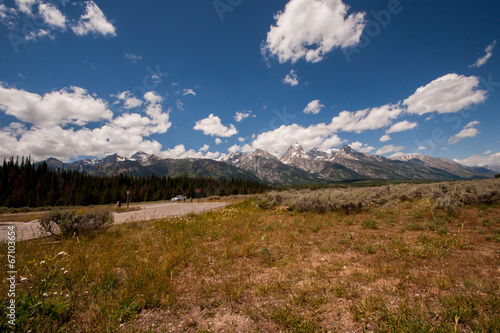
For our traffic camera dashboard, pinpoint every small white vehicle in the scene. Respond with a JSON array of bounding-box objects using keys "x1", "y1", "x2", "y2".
[{"x1": 171, "y1": 195, "x2": 187, "y2": 202}]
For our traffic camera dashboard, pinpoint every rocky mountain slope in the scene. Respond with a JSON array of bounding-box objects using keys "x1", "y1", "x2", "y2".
[
  {"x1": 37, "y1": 145, "x2": 497, "y2": 185},
  {"x1": 223, "y1": 143, "x2": 495, "y2": 184}
]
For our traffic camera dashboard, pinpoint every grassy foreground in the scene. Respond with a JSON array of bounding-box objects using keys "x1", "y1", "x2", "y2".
[{"x1": 1, "y1": 180, "x2": 500, "y2": 332}]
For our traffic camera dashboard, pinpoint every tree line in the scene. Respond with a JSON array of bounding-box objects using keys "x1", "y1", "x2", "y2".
[{"x1": 0, "y1": 156, "x2": 270, "y2": 208}]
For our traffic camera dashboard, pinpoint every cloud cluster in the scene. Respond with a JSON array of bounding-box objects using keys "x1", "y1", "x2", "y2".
[
  {"x1": 350, "y1": 141, "x2": 375, "y2": 153},
  {"x1": 0, "y1": 4, "x2": 9, "y2": 19},
  {"x1": 454, "y1": 152, "x2": 500, "y2": 167},
  {"x1": 15, "y1": 0, "x2": 37, "y2": 15},
  {"x1": 1, "y1": 0, "x2": 116, "y2": 41},
  {"x1": 0, "y1": 85, "x2": 179, "y2": 161},
  {"x1": 114, "y1": 91, "x2": 143, "y2": 109},
  {"x1": 250, "y1": 123, "x2": 344, "y2": 156},
  {"x1": 262, "y1": 0, "x2": 366, "y2": 63},
  {"x1": 247, "y1": 103, "x2": 402, "y2": 156},
  {"x1": 112, "y1": 91, "x2": 172, "y2": 136},
  {"x1": 0, "y1": 84, "x2": 112, "y2": 127},
  {"x1": 241, "y1": 73, "x2": 486, "y2": 157},
  {"x1": 193, "y1": 114, "x2": 238, "y2": 137},
  {"x1": 158, "y1": 144, "x2": 221, "y2": 160}
]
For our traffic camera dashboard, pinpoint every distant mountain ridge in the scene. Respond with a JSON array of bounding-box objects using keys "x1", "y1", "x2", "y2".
[
  {"x1": 37, "y1": 145, "x2": 497, "y2": 185},
  {"x1": 222, "y1": 143, "x2": 495, "y2": 184},
  {"x1": 37, "y1": 152, "x2": 261, "y2": 182}
]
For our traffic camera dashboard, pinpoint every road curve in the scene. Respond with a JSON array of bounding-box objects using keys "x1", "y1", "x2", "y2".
[{"x1": 0, "y1": 201, "x2": 229, "y2": 242}]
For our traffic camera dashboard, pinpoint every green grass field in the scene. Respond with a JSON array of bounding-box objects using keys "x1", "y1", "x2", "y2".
[{"x1": 1, "y1": 179, "x2": 499, "y2": 332}]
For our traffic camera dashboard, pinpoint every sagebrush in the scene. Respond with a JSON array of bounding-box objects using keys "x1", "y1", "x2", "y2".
[
  {"x1": 39, "y1": 209, "x2": 113, "y2": 237},
  {"x1": 258, "y1": 179, "x2": 500, "y2": 214}
]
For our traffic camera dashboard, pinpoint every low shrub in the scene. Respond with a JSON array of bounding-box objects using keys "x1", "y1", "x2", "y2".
[
  {"x1": 39, "y1": 209, "x2": 114, "y2": 237},
  {"x1": 257, "y1": 179, "x2": 500, "y2": 214}
]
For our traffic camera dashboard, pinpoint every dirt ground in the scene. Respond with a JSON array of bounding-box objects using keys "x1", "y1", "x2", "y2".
[{"x1": 0, "y1": 201, "x2": 229, "y2": 242}]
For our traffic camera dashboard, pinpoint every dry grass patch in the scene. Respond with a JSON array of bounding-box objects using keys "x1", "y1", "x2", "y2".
[{"x1": 1, "y1": 180, "x2": 499, "y2": 332}]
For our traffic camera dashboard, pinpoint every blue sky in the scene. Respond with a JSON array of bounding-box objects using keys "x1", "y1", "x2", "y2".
[{"x1": 0, "y1": 0, "x2": 499, "y2": 167}]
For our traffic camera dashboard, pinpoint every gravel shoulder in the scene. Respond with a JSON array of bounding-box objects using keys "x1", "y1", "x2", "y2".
[{"x1": 0, "y1": 201, "x2": 229, "y2": 242}]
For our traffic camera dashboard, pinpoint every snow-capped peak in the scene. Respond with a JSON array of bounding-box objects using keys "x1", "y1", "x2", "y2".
[
  {"x1": 129, "y1": 151, "x2": 160, "y2": 165},
  {"x1": 281, "y1": 143, "x2": 312, "y2": 164},
  {"x1": 396, "y1": 154, "x2": 422, "y2": 162}
]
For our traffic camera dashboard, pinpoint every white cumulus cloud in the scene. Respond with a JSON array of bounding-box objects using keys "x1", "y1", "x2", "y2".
[
  {"x1": 261, "y1": 0, "x2": 366, "y2": 63},
  {"x1": 385, "y1": 120, "x2": 418, "y2": 134},
  {"x1": 15, "y1": 0, "x2": 37, "y2": 15},
  {"x1": 282, "y1": 70, "x2": 299, "y2": 86},
  {"x1": 247, "y1": 103, "x2": 403, "y2": 156},
  {"x1": 0, "y1": 83, "x2": 112, "y2": 127},
  {"x1": 448, "y1": 121, "x2": 480, "y2": 144},
  {"x1": 403, "y1": 74, "x2": 487, "y2": 115},
  {"x1": 303, "y1": 100, "x2": 324, "y2": 114},
  {"x1": 39, "y1": 3, "x2": 66, "y2": 29},
  {"x1": 193, "y1": 114, "x2": 238, "y2": 137},
  {"x1": 251, "y1": 123, "x2": 345, "y2": 156},
  {"x1": 72, "y1": 1, "x2": 116, "y2": 37},
  {"x1": 350, "y1": 141, "x2": 375, "y2": 153},
  {"x1": 228, "y1": 145, "x2": 241, "y2": 153},
  {"x1": 114, "y1": 91, "x2": 143, "y2": 109},
  {"x1": 157, "y1": 144, "x2": 221, "y2": 160},
  {"x1": 329, "y1": 104, "x2": 404, "y2": 133},
  {"x1": 454, "y1": 152, "x2": 500, "y2": 167},
  {"x1": 234, "y1": 110, "x2": 253, "y2": 122},
  {"x1": 0, "y1": 86, "x2": 176, "y2": 161},
  {"x1": 379, "y1": 134, "x2": 391, "y2": 142}
]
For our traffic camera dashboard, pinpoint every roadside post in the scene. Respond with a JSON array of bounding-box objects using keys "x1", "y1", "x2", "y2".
[
  {"x1": 126, "y1": 191, "x2": 130, "y2": 209},
  {"x1": 196, "y1": 188, "x2": 201, "y2": 203}
]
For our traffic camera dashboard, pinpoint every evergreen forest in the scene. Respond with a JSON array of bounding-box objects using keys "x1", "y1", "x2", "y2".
[{"x1": 0, "y1": 157, "x2": 270, "y2": 208}]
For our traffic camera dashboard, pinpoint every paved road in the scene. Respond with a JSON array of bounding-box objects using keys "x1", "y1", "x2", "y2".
[{"x1": 0, "y1": 201, "x2": 229, "y2": 242}]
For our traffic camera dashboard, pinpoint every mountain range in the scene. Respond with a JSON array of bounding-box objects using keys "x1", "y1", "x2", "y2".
[{"x1": 37, "y1": 144, "x2": 497, "y2": 185}]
